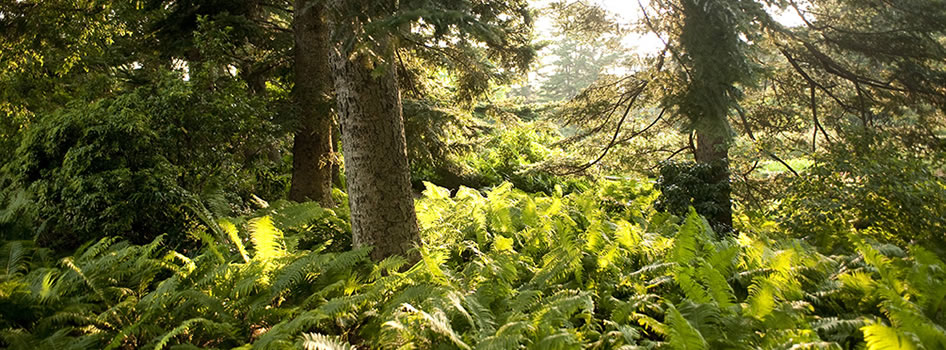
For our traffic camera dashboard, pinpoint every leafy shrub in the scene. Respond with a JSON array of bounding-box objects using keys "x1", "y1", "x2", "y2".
[
  {"x1": 597, "y1": 178, "x2": 659, "y2": 216},
  {"x1": 461, "y1": 123, "x2": 583, "y2": 194},
  {"x1": 779, "y1": 136, "x2": 946, "y2": 256},
  {"x1": 1, "y1": 72, "x2": 283, "y2": 249},
  {"x1": 7, "y1": 97, "x2": 187, "y2": 248},
  {"x1": 405, "y1": 99, "x2": 583, "y2": 195},
  {"x1": 655, "y1": 160, "x2": 732, "y2": 234}
]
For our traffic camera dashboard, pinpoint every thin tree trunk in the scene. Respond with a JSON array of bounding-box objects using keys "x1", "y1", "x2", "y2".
[
  {"x1": 694, "y1": 129, "x2": 733, "y2": 231},
  {"x1": 288, "y1": 0, "x2": 335, "y2": 207},
  {"x1": 327, "y1": 0, "x2": 421, "y2": 261}
]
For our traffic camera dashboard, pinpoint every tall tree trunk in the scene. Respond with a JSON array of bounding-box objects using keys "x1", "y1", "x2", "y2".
[
  {"x1": 242, "y1": 0, "x2": 269, "y2": 96},
  {"x1": 289, "y1": 0, "x2": 335, "y2": 207},
  {"x1": 327, "y1": 0, "x2": 421, "y2": 261},
  {"x1": 677, "y1": 0, "x2": 745, "y2": 232}
]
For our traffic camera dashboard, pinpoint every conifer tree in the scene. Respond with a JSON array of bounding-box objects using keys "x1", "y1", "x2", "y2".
[
  {"x1": 289, "y1": 0, "x2": 336, "y2": 207},
  {"x1": 324, "y1": 0, "x2": 535, "y2": 260},
  {"x1": 673, "y1": 0, "x2": 751, "y2": 231},
  {"x1": 325, "y1": 0, "x2": 421, "y2": 261}
]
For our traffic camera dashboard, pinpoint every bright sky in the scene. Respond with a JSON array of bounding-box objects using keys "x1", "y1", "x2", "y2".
[
  {"x1": 519, "y1": 0, "x2": 807, "y2": 89},
  {"x1": 531, "y1": 0, "x2": 806, "y2": 54}
]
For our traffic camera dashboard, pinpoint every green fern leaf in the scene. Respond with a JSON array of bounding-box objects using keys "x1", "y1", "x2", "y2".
[
  {"x1": 861, "y1": 321, "x2": 916, "y2": 350},
  {"x1": 250, "y1": 216, "x2": 287, "y2": 261},
  {"x1": 153, "y1": 318, "x2": 210, "y2": 350},
  {"x1": 300, "y1": 333, "x2": 356, "y2": 350},
  {"x1": 666, "y1": 303, "x2": 707, "y2": 350},
  {"x1": 220, "y1": 219, "x2": 250, "y2": 263}
]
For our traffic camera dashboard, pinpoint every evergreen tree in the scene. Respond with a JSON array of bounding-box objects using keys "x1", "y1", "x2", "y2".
[
  {"x1": 325, "y1": 0, "x2": 421, "y2": 261},
  {"x1": 324, "y1": 0, "x2": 536, "y2": 260},
  {"x1": 538, "y1": 1, "x2": 625, "y2": 102},
  {"x1": 289, "y1": 0, "x2": 336, "y2": 207},
  {"x1": 672, "y1": 0, "x2": 752, "y2": 232}
]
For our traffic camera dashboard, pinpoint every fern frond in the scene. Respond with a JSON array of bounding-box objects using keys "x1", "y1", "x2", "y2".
[
  {"x1": 674, "y1": 265, "x2": 712, "y2": 304},
  {"x1": 220, "y1": 219, "x2": 250, "y2": 263},
  {"x1": 476, "y1": 320, "x2": 532, "y2": 350},
  {"x1": 300, "y1": 333, "x2": 356, "y2": 350},
  {"x1": 2, "y1": 241, "x2": 30, "y2": 277},
  {"x1": 744, "y1": 280, "x2": 776, "y2": 320},
  {"x1": 861, "y1": 321, "x2": 917, "y2": 350},
  {"x1": 535, "y1": 330, "x2": 580, "y2": 350},
  {"x1": 189, "y1": 229, "x2": 225, "y2": 264},
  {"x1": 249, "y1": 216, "x2": 286, "y2": 262},
  {"x1": 672, "y1": 210, "x2": 706, "y2": 265},
  {"x1": 399, "y1": 303, "x2": 472, "y2": 350},
  {"x1": 323, "y1": 247, "x2": 371, "y2": 274},
  {"x1": 271, "y1": 201, "x2": 329, "y2": 230},
  {"x1": 665, "y1": 303, "x2": 707, "y2": 350},
  {"x1": 812, "y1": 317, "x2": 866, "y2": 339},
  {"x1": 271, "y1": 253, "x2": 326, "y2": 298},
  {"x1": 60, "y1": 257, "x2": 108, "y2": 305},
  {"x1": 153, "y1": 318, "x2": 209, "y2": 350},
  {"x1": 632, "y1": 312, "x2": 668, "y2": 337},
  {"x1": 32, "y1": 269, "x2": 59, "y2": 303},
  {"x1": 254, "y1": 310, "x2": 332, "y2": 350},
  {"x1": 373, "y1": 254, "x2": 409, "y2": 279},
  {"x1": 696, "y1": 262, "x2": 734, "y2": 308},
  {"x1": 418, "y1": 245, "x2": 451, "y2": 286},
  {"x1": 76, "y1": 237, "x2": 120, "y2": 262}
]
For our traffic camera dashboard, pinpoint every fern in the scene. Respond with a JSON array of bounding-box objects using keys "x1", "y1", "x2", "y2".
[
  {"x1": 153, "y1": 317, "x2": 210, "y2": 350},
  {"x1": 861, "y1": 321, "x2": 917, "y2": 350},
  {"x1": 300, "y1": 333, "x2": 356, "y2": 350},
  {"x1": 1, "y1": 241, "x2": 30, "y2": 277},
  {"x1": 249, "y1": 216, "x2": 287, "y2": 262},
  {"x1": 666, "y1": 303, "x2": 708, "y2": 350},
  {"x1": 3, "y1": 181, "x2": 944, "y2": 350},
  {"x1": 220, "y1": 219, "x2": 250, "y2": 263}
]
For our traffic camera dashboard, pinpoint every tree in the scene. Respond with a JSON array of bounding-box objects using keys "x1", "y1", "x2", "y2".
[
  {"x1": 288, "y1": 0, "x2": 336, "y2": 206},
  {"x1": 0, "y1": 0, "x2": 129, "y2": 165},
  {"x1": 325, "y1": 0, "x2": 421, "y2": 260},
  {"x1": 323, "y1": 0, "x2": 536, "y2": 260},
  {"x1": 536, "y1": 0, "x2": 748, "y2": 230},
  {"x1": 670, "y1": 0, "x2": 752, "y2": 231},
  {"x1": 770, "y1": 0, "x2": 946, "y2": 149},
  {"x1": 537, "y1": 1, "x2": 626, "y2": 102},
  {"x1": 1, "y1": 0, "x2": 291, "y2": 246}
]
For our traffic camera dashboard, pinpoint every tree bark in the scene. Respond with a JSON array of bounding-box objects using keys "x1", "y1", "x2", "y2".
[
  {"x1": 327, "y1": 0, "x2": 421, "y2": 261},
  {"x1": 331, "y1": 122, "x2": 344, "y2": 189},
  {"x1": 694, "y1": 130, "x2": 733, "y2": 231},
  {"x1": 288, "y1": 0, "x2": 335, "y2": 207}
]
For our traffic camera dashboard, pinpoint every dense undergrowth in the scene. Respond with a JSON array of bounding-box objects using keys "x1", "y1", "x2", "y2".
[{"x1": 1, "y1": 180, "x2": 943, "y2": 349}]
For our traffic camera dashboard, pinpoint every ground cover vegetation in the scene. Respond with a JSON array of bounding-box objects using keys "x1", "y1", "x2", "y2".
[{"x1": 1, "y1": 0, "x2": 945, "y2": 348}]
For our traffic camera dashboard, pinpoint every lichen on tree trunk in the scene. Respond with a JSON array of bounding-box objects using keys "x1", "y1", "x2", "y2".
[{"x1": 326, "y1": 0, "x2": 421, "y2": 261}]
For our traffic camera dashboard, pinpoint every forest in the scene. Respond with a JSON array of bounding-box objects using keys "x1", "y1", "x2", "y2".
[{"x1": 0, "y1": 0, "x2": 944, "y2": 349}]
